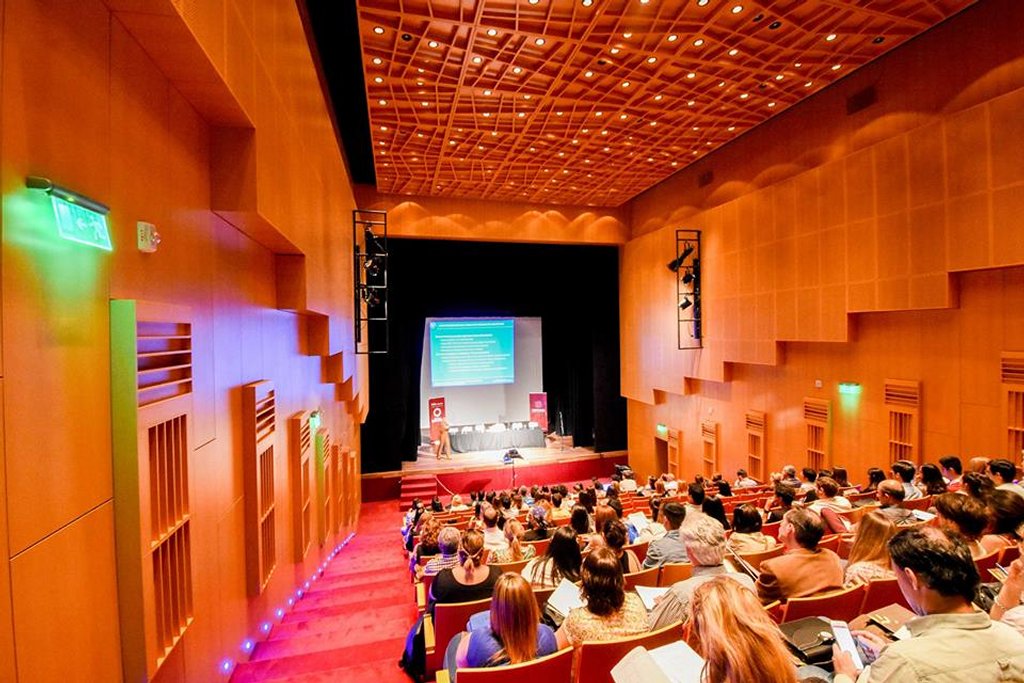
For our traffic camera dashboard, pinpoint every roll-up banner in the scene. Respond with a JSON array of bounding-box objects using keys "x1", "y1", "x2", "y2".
[
  {"x1": 428, "y1": 396, "x2": 447, "y2": 441},
  {"x1": 529, "y1": 392, "x2": 548, "y2": 431}
]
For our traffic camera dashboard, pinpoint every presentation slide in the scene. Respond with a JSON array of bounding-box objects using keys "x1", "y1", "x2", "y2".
[{"x1": 429, "y1": 318, "x2": 515, "y2": 387}]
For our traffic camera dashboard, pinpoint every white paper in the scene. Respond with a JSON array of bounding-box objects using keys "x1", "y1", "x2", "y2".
[
  {"x1": 635, "y1": 585, "x2": 671, "y2": 611},
  {"x1": 546, "y1": 578, "x2": 586, "y2": 617},
  {"x1": 911, "y1": 509, "x2": 935, "y2": 521},
  {"x1": 611, "y1": 642, "x2": 705, "y2": 683},
  {"x1": 628, "y1": 512, "x2": 651, "y2": 532}
]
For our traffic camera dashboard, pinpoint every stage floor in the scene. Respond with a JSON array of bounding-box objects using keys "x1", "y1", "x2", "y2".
[{"x1": 404, "y1": 442, "x2": 627, "y2": 473}]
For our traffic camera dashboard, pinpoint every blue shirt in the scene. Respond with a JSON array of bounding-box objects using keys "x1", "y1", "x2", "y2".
[
  {"x1": 642, "y1": 529, "x2": 690, "y2": 568},
  {"x1": 465, "y1": 623, "x2": 558, "y2": 668}
]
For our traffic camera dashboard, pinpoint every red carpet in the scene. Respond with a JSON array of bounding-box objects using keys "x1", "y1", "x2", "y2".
[{"x1": 232, "y1": 501, "x2": 416, "y2": 682}]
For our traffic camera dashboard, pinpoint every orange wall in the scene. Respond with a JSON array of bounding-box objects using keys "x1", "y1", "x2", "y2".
[
  {"x1": 0, "y1": 0, "x2": 362, "y2": 681},
  {"x1": 621, "y1": 0, "x2": 1024, "y2": 481}
]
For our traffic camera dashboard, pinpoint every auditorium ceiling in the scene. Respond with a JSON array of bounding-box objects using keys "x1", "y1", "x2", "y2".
[{"x1": 311, "y1": 0, "x2": 977, "y2": 207}]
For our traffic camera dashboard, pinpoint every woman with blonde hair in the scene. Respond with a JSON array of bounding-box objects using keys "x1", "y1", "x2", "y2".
[
  {"x1": 446, "y1": 573, "x2": 557, "y2": 678},
  {"x1": 690, "y1": 576, "x2": 799, "y2": 683},
  {"x1": 429, "y1": 529, "x2": 501, "y2": 614},
  {"x1": 844, "y1": 510, "x2": 898, "y2": 585},
  {"x1": 488, "y1": 519, "x2": 537, "y2": 564}
]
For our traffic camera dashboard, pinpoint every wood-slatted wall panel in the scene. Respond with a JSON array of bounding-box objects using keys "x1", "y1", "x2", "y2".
[
  {"x1": 289, "y1": 412, "x2": 314, "y2": 561},
  {"x1": 885, "y1": 379, "x2": 921, "y2": 464},
  {"x1": 112, "y1": 300, "x2": 198, "y2": 679},
  {"x1": 315, "y1": 428, "x2": 333, "y2": 546},
  {"x1": 701, "y1": 420, "x2": 718, "y2": 478},
  {"x1": 332, "y1": 444, "x2": 344, "y2": 535},
  {"x1": 745, "y1": 410, "x2": 766, "y2": 481},
  {"x1": 243, "y1": 380, "x2": 277, "y2": 596},
  {"x1": 1002, "y1": 353, "x2": 1024, "y2": 463},
  {"x1": 803, "y1": 398, "x2": 830, "y2": 471}
]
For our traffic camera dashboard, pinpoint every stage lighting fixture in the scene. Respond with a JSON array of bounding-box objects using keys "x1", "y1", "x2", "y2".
[
  {"x1": 666, "y1": 243, "x2": 695, "y2": 272},
  {"x1": 679, "y1": 297, "x2": 693, "y2": 311},
  {"x1": 364, "y1": 256, "x2": 381, "y2": 276},
  {"x1": 361, "y1": 287, "x2": 381, "y2": 307},
  {"x1": 681, "y1": 271, "x2": 694, "y2": 285}
]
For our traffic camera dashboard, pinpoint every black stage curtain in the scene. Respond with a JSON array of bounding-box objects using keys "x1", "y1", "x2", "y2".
[{"x1": 361, "y1": 239, "x2": 626, "y2": 473}]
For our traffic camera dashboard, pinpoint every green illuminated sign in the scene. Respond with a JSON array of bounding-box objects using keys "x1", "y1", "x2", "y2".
[
  {"x1": 50, "y1": 194, "x2": 112, "y2": 251},
  {"x1": 838, "y1": 382, "x2": 862, "y2": 396},
  {"x1": 656, "y1": 423, "x2": 668, "y2": 435},
  {"x1": 309, "y1": 410, "x2": 322, "y2": 432}
]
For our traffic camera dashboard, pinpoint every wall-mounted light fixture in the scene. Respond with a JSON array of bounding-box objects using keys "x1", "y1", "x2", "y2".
[
  {"x1": 26, "y1": 175, "x2": 113, "y2": 251},
  {"x1": 838, "y1": 382, "x2": 862, "y2": 396}
]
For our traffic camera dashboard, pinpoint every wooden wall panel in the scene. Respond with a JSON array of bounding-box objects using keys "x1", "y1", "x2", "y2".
[
  {"x1": 10, "y1": 503, "x2": 122, "y2": 681},
  {"x1": 1, "y1": 0, "x2": 114, "y2": 556},
  {"x1": 0, "y1": 383, "x2": 15, "y2": 683}
]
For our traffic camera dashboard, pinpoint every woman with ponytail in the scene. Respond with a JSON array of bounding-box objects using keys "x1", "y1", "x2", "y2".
[
  {"x1": 488, "y1": 519, "x2": 536, "y2": 564},
  {"x1": 429, "y1": 529, "x2": 502, "y2": 614},
  {"x1": 445, "y1": 573, "x2": 558, "y2": 679}
]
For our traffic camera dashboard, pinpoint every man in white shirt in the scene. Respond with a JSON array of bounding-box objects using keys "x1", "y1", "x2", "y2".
[
  {"x1": 733, "y1": 468, "x2": 759, "y2": 489},
  {"x1": 832, "y1": 527, "x2": 1024, "y2": 682},
  {"x1": 891, "y1": 460, "x2": 922, "y2": 500},
  {"x1": 989, "y1": 458, "x2": 1024, "y2": 499},
  {"x1": 480, "y1": 505, "x2": 508, "y2": 551}
]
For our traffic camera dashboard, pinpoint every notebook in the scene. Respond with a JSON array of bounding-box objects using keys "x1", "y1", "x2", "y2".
[{"x1": 611, "y1": 642, "x2": 705, "y2": 683}]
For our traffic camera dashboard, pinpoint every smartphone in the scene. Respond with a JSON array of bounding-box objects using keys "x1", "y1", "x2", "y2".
[{"x1": 831, "y1": 620, "x2": 865, "y2": 669}]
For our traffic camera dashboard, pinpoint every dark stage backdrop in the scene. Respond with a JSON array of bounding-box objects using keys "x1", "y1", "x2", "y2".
[{"x1": 361, "y1": 239, "x2": 627, "y2": 473}]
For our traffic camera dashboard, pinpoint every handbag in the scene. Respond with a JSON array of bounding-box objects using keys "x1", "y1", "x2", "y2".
[{"x1": 779, "y1": 616, "x2": 835, "y2": 666}]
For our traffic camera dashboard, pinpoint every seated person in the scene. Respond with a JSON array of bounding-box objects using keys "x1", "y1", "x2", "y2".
[
  {"x1": 522, "y1": 504, "x2": 552, "y2": 541},
  {"x1": 555, "y1": 547, "x2": 649, "y2": 647},
  {"x1": 430, "y1": 529, "x2": 502, "y2": 614},
  {"x1": 602, "y1": 519, "x2": 642, "y2": 574},
  {"x1": 989, "y1": 458, "x2": 1024, "y2": 499},
  {"x1": 691, "y1": 577, "x2": 801, "y2": 683},
  {"x1": 834, "y1": 527, "x2": 1024, "y2": 682},
  {"x1": 807, "y1": 476, "x2": 852, "y2": 514},
  {"x1": 522, "y1": 527, "x2": 582, "y2": 589},
  {"x1": 756, "y1": 508, "x2": 843, "y2": 604},
  {"x1": 446, "y1": 573, "x2": 557, "y2": 679},
  {"x1": 619, "y1": 469, "x2": 638, "y2": 492},
  {"x1": 780, "y1": 465, "x2": 802, "y2": 489},
  {"x1": 449, "y1": 494, "x2": 470, "y2": 512},
  {"x1": 642, "y1": 502, "x2": 689, "y2": 568},
  {"x1": 581, "y1": 505, "x2": 617, "y2": 553},
  {"x1": 798, "y1": 467, "x2": 818, "y2": 494},
  {"x1": 488, "y1": 519, "x2": 536, "y2": 564},
  {"x1": 980, "y1": 490, "x2": 1024, "y2": 555},
  {"x1": 991, "y1": 552, "x2": 1024, "y2": 636},
  {"x1": 409, "y1": 517, "x2": 443, "y2": 573},
  {"x1": 701, "y1": 495, "x2": 731, "y2": 530},
  {"x1": 765, "y1": 484, "x2": 797, "y2": 524},
  {"x1": 733, "y1": 468, "x2": 759, "y2": 489},
  {"x1": 683, "y1": 482, "x2": 708, "y2": 523},
  {"x1": 891, "y1": 460, "x2": 922, "y2": 501},
  {"x1": 649, "y1": 515, "x2": 752, "y2": 630},
  {"x1": 633, "y1": 496, "x2": 668, "y2": 543},
  {"x1": 938, "y1": 456, "x2": 964, "y2": 493},
  {"x1": 550, "y1": 491, "x2": 571, "y2": 520},
  {"x1": 728, "y1": 504, "x2": 778, "y2": 554},
  {"x1": 843, "y1": 510, "x2": 897, "y2": 585},
  {"x1": 480, "y1": 505, "x2": 509, "y2": 551},
  {"x1": 933, "y1": 492, "x2": 988, "y2": 558},
  {"x1": 917, "y1": 463, "x2": 948, "y2": 497},
  {"x1": 419, "y1": 526, "x2": 462, "y2": 578},
  {"x1": 861, "y1": 467, "x2": 885, "y2": 495},
  {"x1": 874, "y1": 479, "x2": 917, "y2": 525}
]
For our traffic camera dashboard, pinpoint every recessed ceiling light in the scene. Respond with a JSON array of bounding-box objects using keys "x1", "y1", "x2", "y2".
[
  {"x1": 804, "y1": 81, "x2": 813, "y2": 87},
  {"x1": 523, "y1": 94, "x2": 532, "y2": 100},
  {"x1": 653, "y1": 94, "x2": 663, "y2": 101},
  {"x1": 640, "y1": 0, "x2": 650, "y2": 4},
  {"x1": 693, "y1": 38, "x2": 705, "y2": 47},
  {"x1": 647, "y1": 56, "x2": 657, "y2": 64},
  {"x1": 687, "y1": 100, "x2": 695, "y2": 106},
  {"x1": 769, "y1": 20, "x2": 782, "y2": 29},
  {"x1": 512, "y1": 66, "x2": 523, "y2": 74},
  {"x1": 687, "y1": 72, "x2": 696, "y2": 79},
  {"x1": 428, "y1": 40, "x2": 439, "y2": 48},
  {"x1": 483, "y1": 89, "x2": 492, "y2": 95},
  {"x1": 449, "y1": 140, "x2": 456, "y2": 145},
  {"x1": 378, "y1": 99, "x2": 387, "y2": 105},
  {"x1": 667, "y1": 34, "x2": 678, "y2": 42},
  {"x1": 768, "y1": 102, "x2": 776, "y2": 107},
  {"x1": 535, "y1": 38, "x2": 546, "y2": 46},
  {"x1": 739, "y1": 93, "x2": 749, "y2": 99},
  {"x1": 378, "y1": 141, "x2": 385, "y2": 145},
  {"x1": 530, "y1": 147, "x2": 536, "y2": 152},
  {"x1": 718, "y1": 81, "x2": 726, "y2": 87},
  {"x1": 585, "y1": 70, "x2": 594, "y2": 78},
  {"x1": 486, "y1": 28, "x2": 497, "y2": 36},
  {"x1": 620, "y1": 114, "x2": 628, "y2": 119},
  {"x1": 698, "y1": 0, "x2": 709, "y2": 4},
  {"x1": 623, "y1": 32, "x2": 633, "y2": 38},
  {"x1": 795, "y1": 62, "x2": 802, "y2": 68},
  {"x1": 775, "y1": 74, "x2": 784, "y2": 80},
  {"x1": 573, "y1": 139, "x2": 579, "y2": 144},
  {"x1": 622, "y1": 81, "x2": 630, "y2": 87},
  {"x1": 692, "y1": 126, "x2": 699, "y2": 131},
  {"x1": 491, "y1": 131, "x2": 498, "y2": 136},
  {"x1": 872, "y1": 36, "x2": 885, "y2": 44},
  {"x1": 601, "y1": 130, "x2": 608, "y2": 135},
  {"x1": 728, "y1": 125, "x2": 736, "y2": 131},
  {"x1": 421, "y1": 101, "x2": 429, "y2": 106},
  {"x1": 517, "y1": 112, "x2": 525, "y2": 117},
  {"x1": 472, "y1": 56, "x2": 483, "y2": 64},
  {"x1": 528, "y1": 0, "x2": 539, "y2": 4},
  {"x1": 582, "y1": 0, "x2": 593, "y2": 6},
  {"x1": 728, "y1": 48, "x2": 739, "y2": 56},
  {"x1": 372, "y1": 58, "x2": 382, "y2": 65},
  {"x1": 556, "y1": 111, "x2": 564, "y2": 116},
  {"x1": 482, "y1": 112, "x2": 491, "y2": 117},
  {"x1": 650, "y1": 121, "x2": 657, "y2": 126},
  {"x1": 373, "y1": 26, "x2": 385, "y2": 34},
  {"x1": 373, "y1": 76, "x2": 383, "y2": 83},
  {"x1": 826, "y1": 33, "x2": 837, "y2": 41},
  {"x1": 610, "y1": 47, "x2": 620, "y2": 54},
  {"x1": 832, "y1": 64, "x2": 842, "y2": 71},
  {"x1": 604, "y1": 147, "x2": 611, "y2": 151},
  {"x1": 582, "y1": 128, "x2": 590, "y2": 133},
  {"x1": 558, "y1": 151, "x2": 565, "y2": 157},
  {"x1": 380, "y1": 125, "x2": 388, "y2": 131},
  {"x1": 732, "y1": 5, "x2": 743, "y2": 13}
]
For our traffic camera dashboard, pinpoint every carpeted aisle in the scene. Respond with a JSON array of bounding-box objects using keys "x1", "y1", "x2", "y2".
[{"x1": 232, "y1": 501, "x2": 416, "y2": 682}]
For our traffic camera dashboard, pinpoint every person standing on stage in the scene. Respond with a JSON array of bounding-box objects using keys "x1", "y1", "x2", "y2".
[{"x1": 436, "y1": 417, "x2": 452, "y2": 460}]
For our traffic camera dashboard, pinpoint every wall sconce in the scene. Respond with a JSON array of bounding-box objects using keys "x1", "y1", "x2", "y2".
[{"x1": 674, "y1": 229, "x2": 702, "y2": 349}]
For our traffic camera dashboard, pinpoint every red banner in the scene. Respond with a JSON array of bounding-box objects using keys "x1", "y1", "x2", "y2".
[
  {"x1": 428, "y1": 397, "x2": 447, "y2": 441},
  {"x1": 529, "y1": 392, "x2": 548, "y2": 431}
]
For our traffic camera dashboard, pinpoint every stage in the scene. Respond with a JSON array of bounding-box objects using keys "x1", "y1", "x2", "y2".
[{"x1": 361, "y1": 444, "x2": 629, "y2": 502}]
